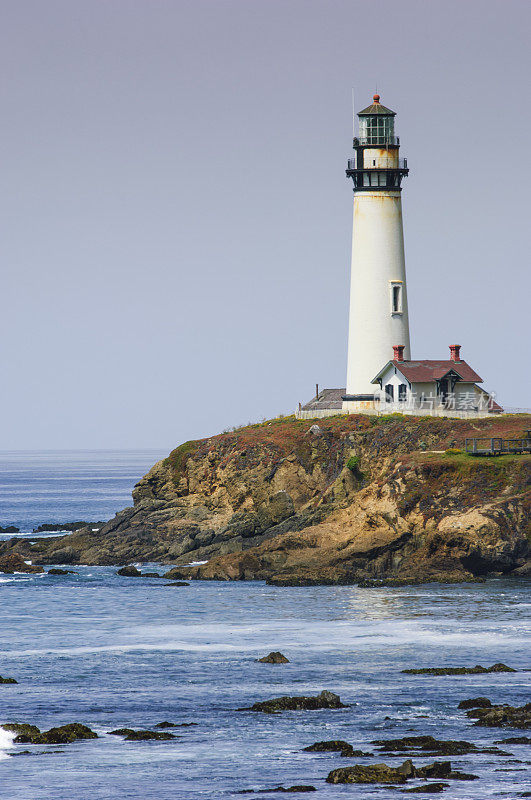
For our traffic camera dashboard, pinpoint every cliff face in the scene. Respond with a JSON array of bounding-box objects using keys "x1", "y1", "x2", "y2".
[{"x1": 3, "y1": 414, "x2": 530, "y2": 583}]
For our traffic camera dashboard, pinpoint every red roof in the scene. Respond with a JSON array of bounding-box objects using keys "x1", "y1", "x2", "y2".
[{"x1": 390, "y1": 360, "x2": 483, "y2": 383}]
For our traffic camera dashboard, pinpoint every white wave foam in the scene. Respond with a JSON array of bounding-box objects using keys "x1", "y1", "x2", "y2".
[{"x1": 0, "y1": 728, "x2": 15, "y2": 760}]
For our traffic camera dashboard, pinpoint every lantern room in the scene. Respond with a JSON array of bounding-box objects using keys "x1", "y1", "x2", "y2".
[{"x1": 357, "y1": 94, "x2": 396, "y2": 146}]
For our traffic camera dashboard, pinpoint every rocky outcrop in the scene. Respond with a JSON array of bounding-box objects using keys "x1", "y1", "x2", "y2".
[
  {"x1": 465, "y1": 702, "x2": 531, "y2": 729},
  {"x1": 3, "y1": 722, "x2": 98, "y2": 744},
  {"x1": 240, "y1": 690, "x2": 347, "y2": 713},
  {"x1": 258, "y1": 651, "x2": 290, "y2": 663},
  {"x1": 0, "y1": 553, "x2": 44, "y2": 574},
  {"x1": 402, "y1": 663, "x2": 516, "y2": 675},
  {"x1": 1, "y1": 415, "x2": 529, "y2": 583}
]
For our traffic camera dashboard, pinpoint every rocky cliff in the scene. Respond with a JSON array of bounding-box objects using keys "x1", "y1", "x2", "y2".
[{"x1": 2, "y1": 414, "x2": 530, "y2": 583}]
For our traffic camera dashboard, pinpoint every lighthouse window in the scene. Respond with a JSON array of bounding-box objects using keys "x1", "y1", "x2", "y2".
[{"x1": 391, "y1": 283, "x2": 402, "y2": 313}]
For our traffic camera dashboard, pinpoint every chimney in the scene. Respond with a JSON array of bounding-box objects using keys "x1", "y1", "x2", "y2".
[
  {"x1": 449, "y1": 344, "x2": 461, "y2": 362},
  {"x1": 393, "y1": 345, "x2": 405, "y2": 362}
]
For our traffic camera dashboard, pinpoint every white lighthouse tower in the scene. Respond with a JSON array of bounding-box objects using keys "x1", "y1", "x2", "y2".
[{"x1": 342, "y1": 95, "x2": 411, "y2": 412}]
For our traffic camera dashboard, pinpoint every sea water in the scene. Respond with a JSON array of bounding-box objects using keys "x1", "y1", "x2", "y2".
[{"x1": 0, "y1": 453, "x2": 529, "y2": 799}]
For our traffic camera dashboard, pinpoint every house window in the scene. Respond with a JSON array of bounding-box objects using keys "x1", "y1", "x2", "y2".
[
  {"x1": 390, "y1": 282, "x2": 403, "y2": 314},
  {"x1": 398, "y1": 384, "x2": 407, "y2": 402},
  {"x1": 385, "y1": 384, "x2": 394, "y2": 402}
]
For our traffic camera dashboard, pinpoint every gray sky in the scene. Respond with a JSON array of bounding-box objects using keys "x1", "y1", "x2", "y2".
[{"x1": 1, "y1": 0, "x2": 530, "y2": 449}]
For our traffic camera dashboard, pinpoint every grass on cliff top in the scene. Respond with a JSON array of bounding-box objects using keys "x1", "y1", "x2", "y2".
[{"x1": 164, "y1": 413, "x2": 531, "y2": 483}]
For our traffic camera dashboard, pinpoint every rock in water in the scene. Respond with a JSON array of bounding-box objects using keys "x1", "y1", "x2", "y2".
[
  {"x1": 458, "y1": 697, "x2": 492, "y2": 709},
  {"x1": 9, "y1": 722, "x2": 98, "y2": 744},
  {"x1": 371, "y1": 735, "x2": 477, "y2": 756},
  {"x1": 466, "y1": 702, "x2": 531, "y2": 729},
  {"x1": 403, "y1": 785, "x2": 450, "y2": 794},
  {"x1": 258, "y1": 651, "x2": 290, "y2": 664},
  {"x1": 402, "y1": 663, "x2": 516, "y2": 675},
  {"x1": 116, "y1": 565, "x2": 141, "y2": 577},
  {"x1": 2, "y1": 723, "x2": 40, "y2": 740},
  {"x1": 303, "y1": 740, "x2": 371, "y2": 757},
  {"x1": 0, "y1": 675, "x2": 18, "y2": 684},
  {"x1": 326, "y1": 762, "x2": 411, "y2": 785},
  {"x1": 47, "y1": 568, "x2": 78, "y2": 575},
  {"x1": 244, "y1": 690, "x2": 347, "y2": 713},
  {"x1": 0, "y1": 553, "x2": 44, "y2": 574}
]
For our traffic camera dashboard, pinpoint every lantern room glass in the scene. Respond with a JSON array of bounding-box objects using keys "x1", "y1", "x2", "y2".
[{"x1": 359, "y1": 115, "x2": 395, "y2": 145}]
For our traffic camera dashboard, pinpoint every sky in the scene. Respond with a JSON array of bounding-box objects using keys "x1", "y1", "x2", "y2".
[{"x1": 1, "y1": 0, "x2": 530, "y2": 450}]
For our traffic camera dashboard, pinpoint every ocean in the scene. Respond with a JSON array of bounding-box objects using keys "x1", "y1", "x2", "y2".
[{"x1": 0, "y1": 452, "x2": 529, "y2": 799}]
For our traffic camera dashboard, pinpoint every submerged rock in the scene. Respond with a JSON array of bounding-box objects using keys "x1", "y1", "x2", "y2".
[
  {"x1": 466, "y1": 702, "x2": 531, "y2": 729},
  {"x1": 242, "y1": 690, "x2": 347, "y2": 714},
  {"x1": 0, "y1": 676, "x2": 18, "y2": 684},
  {"x1": 458, "y1": 697, "x2": 493, "y2": 709},
  {"x1": 402, "y1": 663, "x2": 516, "y2": 675},
  {"x1": 165, "y1": 581, "x2": 190, "y2": 586},
  {"x1": 0, "y1": 553, "x2": 44, "y2": 574},
  {"x1": 257, "y1": 651, "x2": 290, "y2": 664},
  {"x1": 402, "y1": 785, "x2": 449, "y2": 794}
]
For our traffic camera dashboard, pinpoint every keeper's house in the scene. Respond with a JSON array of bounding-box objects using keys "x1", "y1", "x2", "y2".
[{"x1": 370, "y1": 344, "x2": 502, "y2": 417}]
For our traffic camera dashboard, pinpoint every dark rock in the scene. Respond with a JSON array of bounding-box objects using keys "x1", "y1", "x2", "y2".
[
  {"x1": 165, "y1": 581, "x2": 190, "y2": 586},
  {"x1": 163, "y1": 568, "x2": 193, "y2": 581},
  {"x1": 0, "y1": 675, "x2": 18, "y2": 684},
  {"x1": 371, "y1": 735, "x2": 477, "y2": 756},
  {"x1": 496, "y1": 736, "x2": 531, "y2": 744},
  {"x1": 303, "y1": 740, "x2": 371, "y2": 757},
  {"x1": 258, "y1": 651, "x2": 290, "y2": 664},
  {"x1": 154, "y1": 721, "x2": 178, "y2": 728},
  {"x1": 416, "y1": 762, "x2": 478, "y2": 781},
  {"x1": 32, "y1": 522, "x2": 104, "y2": 533},
  {"x1": 47, "y1": 568, "x2": 78, "y2": 575},
  {"x1": 303, "y1": 740, "x2": 351, "y2": 753},
  {"x1": 142, "y1": 572, "x2": 161, "y2": 578},
  {"x1": 243, "y1": 690, "x2": 347, "y2": 713},
  {"x1": 109, "y1": 728, "x2": 135, "y2": 736},
  {"x1": 326, "y1": 761, "x2": 411, "y2": 785},
  {"x1": 270, "y1": 788, "x2": 316, "y2": 793},
  {"x1": 402, "y1": 663, "x2": 516, "y2": 675},
  {"x1": 2, "y1": 723, "x2": 40, "y2": 740},
  {"x1": 116, "y1": 565, "x2": 141, "y2": 577},
  {"x1": 0, "y1": 526, "x2": 19, "y2": 533},
  {"x1": 466, "y1": 702, "x2": 531, "y2": 729},
  {"x1": 21, "y1": 723, "x2": 98, "y2": 744},
  {"x1": 458, "y1": 697, "x2": 492, "y2": 709},
  {"x1": 0, "y1": 553, "x2": 44, "y2": 574},
  {"x1": 109, "y1": 727, "x2": 175, "y2": 740},
  {"x1": 123, "y1": 730, "x2": 175, "y2": 741},
  {"x1": 402, "y1": 785, "x2": 449, "y2": 794}
]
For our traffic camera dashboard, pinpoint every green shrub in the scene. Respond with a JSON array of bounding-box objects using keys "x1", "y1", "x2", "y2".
[{"x1": 346, "y1": 455, "x2": 364, "y2": 480}]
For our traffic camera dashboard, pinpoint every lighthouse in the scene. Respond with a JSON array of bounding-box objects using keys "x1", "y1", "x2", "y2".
[
  {"x1": 342, "y1": 95, "x2": 411, "y2": 411},
  {"x1": 296, "y1": 94, "x2": 500, "y2": 420}
]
